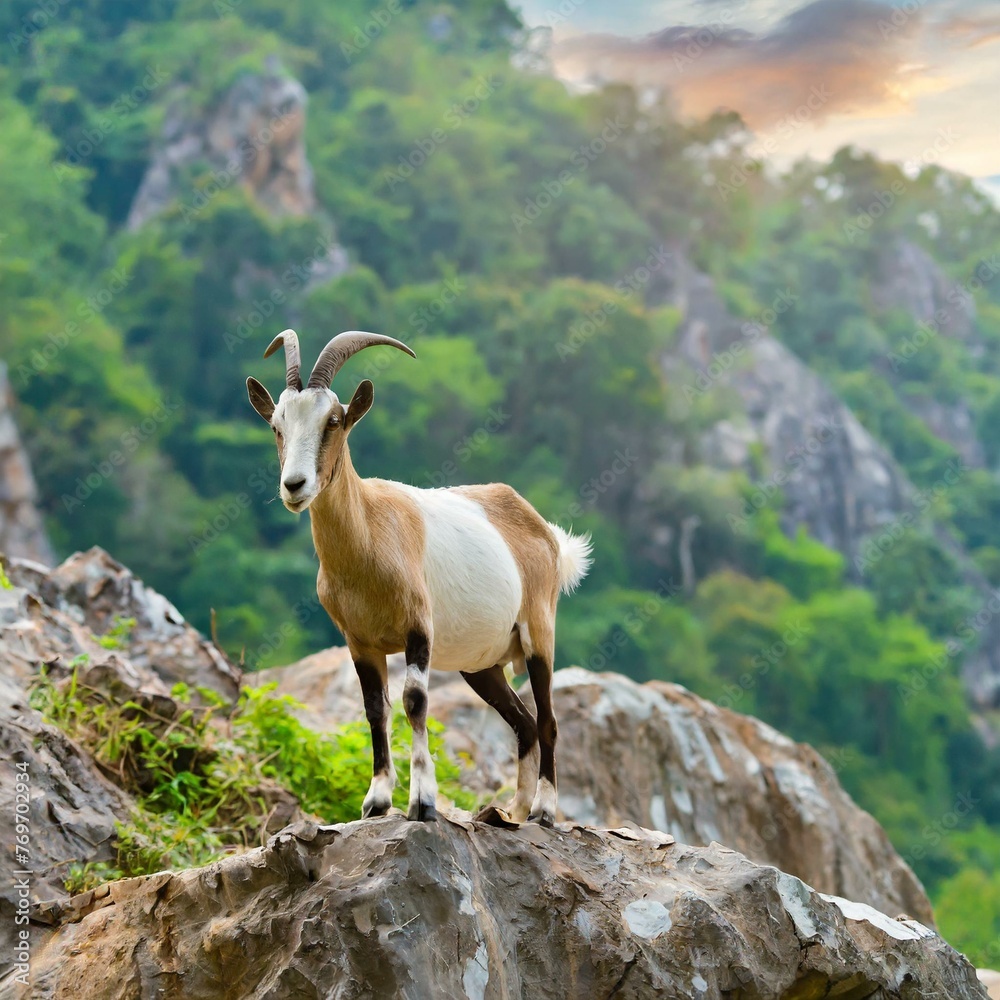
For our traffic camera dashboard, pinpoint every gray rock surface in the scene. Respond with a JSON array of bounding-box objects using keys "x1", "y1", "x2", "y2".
[
  {"x1": 13, "y1": 818, "x2": 985, "y2": 1000},
  {"x1": 127, "y1": 67, "x2": 334, "y2": 236},
  {"x1": 0, "y1": 363, "x2": 54, "y2": 566},
  {"x1": 1, "y1": 546, "x2": 240, "y2": 699},
  {"x1": 262, "y1": 658, "x2": 935, "y2": 926},
  {"x1": 0, "y1": 671, "x2": 132, "y2": 981}
]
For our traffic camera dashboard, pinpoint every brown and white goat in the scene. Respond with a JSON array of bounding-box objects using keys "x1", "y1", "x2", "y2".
[{"x1": 247, "y1": 330, "x2": 591, "y2": 823}]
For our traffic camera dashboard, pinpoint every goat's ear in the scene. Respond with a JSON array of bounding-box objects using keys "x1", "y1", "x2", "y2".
[
  {"x1": 247, "y1": 377, "x2": 275, "y2": 422},
  {"x1": 345, "y1": 379, "x2": 374, "y2": 429}
]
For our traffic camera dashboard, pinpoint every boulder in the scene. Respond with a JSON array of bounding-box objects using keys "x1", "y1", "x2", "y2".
[
  {"x1": 15, "y1": 817, "x2": 985, "y2": 1000},
  {"x1": 1, "y1": 547, "x2": 239, "y2": 700},
  {"x1": 261, "y1": 659, "x2": 934, "y2": 925}
]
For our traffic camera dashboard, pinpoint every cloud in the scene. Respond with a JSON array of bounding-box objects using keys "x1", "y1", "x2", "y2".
[
  {"x1": 549, "y1": 0, "x2": 926, "y2": 129},
  {"x1": 940, "y1": 11, "x2": 1000, "y2": 49}
]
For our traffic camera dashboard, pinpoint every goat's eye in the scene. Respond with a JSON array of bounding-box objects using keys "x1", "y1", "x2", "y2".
[{"x1": 327, "y1": 416, "x2": 339, "y2": 429}]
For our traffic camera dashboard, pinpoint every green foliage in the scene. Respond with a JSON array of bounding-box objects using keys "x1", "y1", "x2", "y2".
[
  {"x1": 94, "y1": 615, "x2": 136, "y2": 650},
  {"x1": 31, "y1": 667, "x2": 475, "y2": 885}
]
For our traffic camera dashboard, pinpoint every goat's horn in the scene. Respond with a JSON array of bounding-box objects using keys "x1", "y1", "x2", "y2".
[
  {"x1": 307, "y1": 331, "x2": 416, "y2": 388},
  {"x1": 264, "y1": 329, "x2": 302, "y2": 391}
]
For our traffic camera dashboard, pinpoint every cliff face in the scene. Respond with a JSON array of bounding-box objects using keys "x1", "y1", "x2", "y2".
[
  {"x1": 0, "y1": 363, "x2": 54, "y2": 567},
  {"x1": 18, "y1": 819, "x2": 986, "y2": 1000}
]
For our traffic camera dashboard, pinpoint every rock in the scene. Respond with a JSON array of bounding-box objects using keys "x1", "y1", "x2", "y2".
[
  {"x1": 0, "y1": 363, "x2": 54, "y2": 567},
  {"x1": 654, "y1": 250, "x2": 912, "y2": 572},
  {"x1": 0, "y1": 671, "x2": 133, "y2": 982},
  {"x1": 127, "y1": 66, "x2": 329, "y2": 230},
  {"x1": 262, "y1": 659, "x2": 934, "y2": 926},
  {"x1": 17, "y1": 817, "x2": 985, "y2": 1000},
  {"x1": 872, "y1": 238, "x2": 985, "y2": 467},
  {"x1": 1, "y1": 547, "x2": 239, "y2": 700}
]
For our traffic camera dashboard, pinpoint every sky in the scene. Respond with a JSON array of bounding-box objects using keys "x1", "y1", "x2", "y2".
[{"x1": 514, "y1": 0, "x2": 1000, "y2": 192}]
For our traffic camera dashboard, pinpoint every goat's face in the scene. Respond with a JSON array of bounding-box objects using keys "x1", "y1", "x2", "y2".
[{"x1": 246, "y1": 379, "x2": 375, "y2": 513}]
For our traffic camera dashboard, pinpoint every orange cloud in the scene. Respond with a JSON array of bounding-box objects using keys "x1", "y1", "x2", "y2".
[{"x1": 549, "y1": 0, "x2": 926, "y2": 129}]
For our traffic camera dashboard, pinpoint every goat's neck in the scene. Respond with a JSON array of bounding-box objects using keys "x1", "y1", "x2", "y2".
[{"x1": 309, "y1": 444, "x2": 371, "y2": 573}]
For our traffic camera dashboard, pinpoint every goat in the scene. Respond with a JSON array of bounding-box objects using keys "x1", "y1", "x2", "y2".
[{"x1": 247, "y1": 329, "x2": 591, "y2": 823}]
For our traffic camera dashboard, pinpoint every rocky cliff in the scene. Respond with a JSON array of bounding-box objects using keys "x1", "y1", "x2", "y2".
[
  {"x1": 0, "y1": 549, "x2": 986, "y2": 998},
  {"x1": 16, "y1": 819, "x2": 986, "y2": 1000}
]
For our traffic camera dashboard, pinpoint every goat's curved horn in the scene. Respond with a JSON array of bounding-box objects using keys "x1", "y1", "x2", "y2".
[
  {"x1": 307, "y1": 331, "x2": 416, "y2": 388},
  {"x1": 264, "y1": 329, "x2": 303, "y2": 391}
]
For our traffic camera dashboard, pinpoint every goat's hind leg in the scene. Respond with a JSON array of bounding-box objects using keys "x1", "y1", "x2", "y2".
[
  {"x1": 461, "y1": 662, "x2": 538, "y2": 821},
  {"x1": 351, "y1": 648, "x2": 395, "y2": 818}
]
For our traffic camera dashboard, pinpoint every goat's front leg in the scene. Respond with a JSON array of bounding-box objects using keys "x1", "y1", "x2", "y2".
[
  {"x1": 404, "y1": 628, "x2": 438, "y2": 821},
  {"x1": 351, "y1": 649, "x2": 396, "y2": 818}
]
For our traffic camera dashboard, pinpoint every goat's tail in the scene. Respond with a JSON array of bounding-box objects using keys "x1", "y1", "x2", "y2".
[{"x1": 548, "y1": 524, "x2": 593, "y2": 595}]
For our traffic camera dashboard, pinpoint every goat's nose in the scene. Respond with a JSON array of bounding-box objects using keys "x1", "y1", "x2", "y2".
[{"x1": 283, "y1": 476, "x2": 307, "y2": 494}]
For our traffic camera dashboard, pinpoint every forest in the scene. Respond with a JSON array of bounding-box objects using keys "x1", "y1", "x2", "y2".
[{"x1": 2, "y1": 0, "x2": 1000, "y2": 960}]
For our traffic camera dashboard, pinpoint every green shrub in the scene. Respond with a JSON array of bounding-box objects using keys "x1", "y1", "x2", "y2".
[{"x1": 30, "y1": 668, "x2": 478, "y2": 889}]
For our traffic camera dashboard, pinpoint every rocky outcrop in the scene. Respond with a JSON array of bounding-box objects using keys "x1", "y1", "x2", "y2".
[
  {"x1": 0, "y1": 363, "x2": 54, "y2": 566},
  {"x1": 1, "y1": 546, "x2": 239, "y2": 699},
  {"x1": 127, "y1": 66, "x2": 324, "y2": 229},
  {"x1": 0, "y1": 671, "x2": 131, "y2": 979},
  {"x1": 17, "y1": 818, "x2": 986, "y2": 1000},
  {"x1": 654, "y1": 250, "x2": 913, "y2": 571},
  {"x1": 262, "y1": 659, "x2": 934, "y2": 925}
]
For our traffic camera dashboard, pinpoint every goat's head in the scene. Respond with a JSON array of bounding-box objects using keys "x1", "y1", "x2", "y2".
[{"x1": 247, "y1": 329, "x2": 416, "y2": 512}]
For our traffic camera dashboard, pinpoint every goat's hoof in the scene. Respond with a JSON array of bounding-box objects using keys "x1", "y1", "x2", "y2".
[
  {"x1": 527, "y1": 809, "x2": 554, "y2": 827},
  {"x1": 362, "y1": 799, "x2": 391, "y2": 819},
  {"x1": 407, "y1": 800, "x2": 437, "y2": 822}
]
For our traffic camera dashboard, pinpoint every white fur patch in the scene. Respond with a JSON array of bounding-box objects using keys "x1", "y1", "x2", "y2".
[{"x1": 395, "y1": 486, "x2": 523, "y2": 672}]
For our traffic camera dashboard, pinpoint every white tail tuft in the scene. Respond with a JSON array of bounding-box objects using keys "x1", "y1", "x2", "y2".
[{"x1": 549, "y1": 524, "x2": 593, "y2": 595}]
